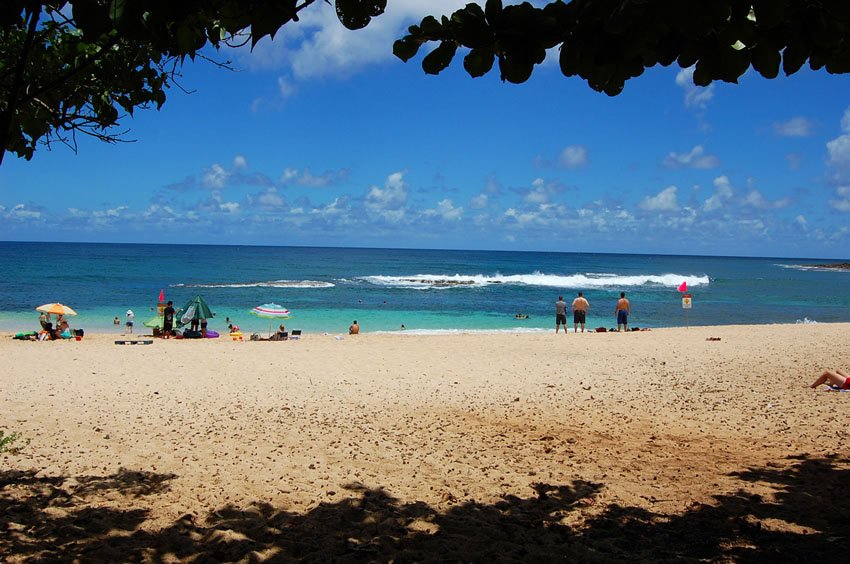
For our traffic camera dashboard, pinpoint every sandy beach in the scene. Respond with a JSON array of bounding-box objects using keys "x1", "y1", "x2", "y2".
[{"x1": 2, "y1": 323, "x2": 850, "y2": 561}]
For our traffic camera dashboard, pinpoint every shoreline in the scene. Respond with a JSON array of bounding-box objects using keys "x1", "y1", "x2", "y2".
[
  {"x1": 3, "y1": 322, "x2": 850, "y2": 560},
  {"x1": 1, "y1": 317, "x2": 829, "y2": 339}
]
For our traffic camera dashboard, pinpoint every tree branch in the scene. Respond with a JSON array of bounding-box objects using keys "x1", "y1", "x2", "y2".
[{"x1": 0, "y1": 4, "x2": 42, "y2": 165}]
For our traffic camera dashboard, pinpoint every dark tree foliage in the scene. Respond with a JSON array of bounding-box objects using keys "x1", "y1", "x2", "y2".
[
  {"x1": 0, "y1": 0, "x2": 386, "y2": 163},
  {"x1": 3, "y1": 1, "x2": 850, "y2": 165},
  {"x1": 394, "y1": 0, "x2": 850, "y2": 90}
]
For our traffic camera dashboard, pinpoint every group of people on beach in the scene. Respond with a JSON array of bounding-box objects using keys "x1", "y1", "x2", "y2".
[
  {"x1": 38, "y1": 311, "x2": 72, "y2": 340},
  {"x1": 555, "y1": 291, "x2": 631, "y2": 334}
]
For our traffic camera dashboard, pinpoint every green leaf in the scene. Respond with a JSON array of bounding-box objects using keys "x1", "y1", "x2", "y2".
[
  {"x1": 499, "y1": 55, "x2": 533, "y2": 84},
  {"x1": 72, "y1": 2, "x2": 113, "y2": 38},
  {"x1": 419, "y1": 16, "x2": 442, "y2": 36},
  {"x1": 463, "y1": 46, "x2": 495, "y2": 77},
  {"x1": 108, "y1": 0, "x2": 126, "y2": 25},
  {"x1": 750, "y1": 43, "x2": 780, "y2": 79},
  {"x1": 485, "y1": 0, "x2": 503, "y2": 23},
  {"x1": 752, "y1": 0, "x2": 790, "y2": 27},
  {"x1": 393, "y1": 36, "x2": 421, "y2": 62},
  {"x1": 336, "y1": 0, "x2": 386, "y2": 30},
  {"x1": 782, "y1": 43, "x2": 807, "y2": 75},
  {"x1": 422, "y1": 41, "x2": 457, "y2": 75}
]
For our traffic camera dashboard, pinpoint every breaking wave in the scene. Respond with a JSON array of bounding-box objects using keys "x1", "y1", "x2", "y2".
[
  {"x1": 777, "y1": 263, "x2": 850, "y2": 273},
  {"x1": 359, "y1": 272, "x2": 709, "y2": 289},
  {"x1": 172, "y1": 280, "x2": 335, "y2": 289}
]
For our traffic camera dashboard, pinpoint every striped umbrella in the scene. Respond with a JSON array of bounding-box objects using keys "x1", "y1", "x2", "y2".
[{"x1": 250, "y1": 303, "x2": 292, "y2": 336}]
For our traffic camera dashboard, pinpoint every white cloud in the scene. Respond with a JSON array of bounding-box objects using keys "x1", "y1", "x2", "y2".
[
  {"x1": 558, "y1": 145, "x2": 588, "y2": 169},
  {"x1": 521, "y1": 177, "x2": 563, "y2": 205},
  {"x1": 503, "y1": 202, "x2": 566, "y2": 227},
  {"x1": 663, "y1": 145, "x2": 720, "y2": 169},
  {"x1": 242, "y1": 1, "x2": 470, "y2": 80},
  {"x1": 639, "y1": 186, "x2": 680, "y2": 212},
  {"x1": 4, "y1": 204, "x2": 42, "y2": 220},
  {"x1": 703, "y1": 175, "x2": 733, "y2": 212},
  {"x1": 743, "y1": 189, "x2": 790, "y2": 210},
  {"x1": 829, "y1": 186, "x2": 850, "y2": 212},
  {"x1": 785, "y1": 153, "x2": 803, "y2": 170},
  {"x1": 827, "y1": 134, "x2": 850, "y2": 176},
  {"x1": 795, "y1": 215, "x2": 808, "y2": 232},
  {"x1": 366, "y1": 171, "x2": 409, "y2": 212},
  {"x1": 842, "y1": 107, "x2": 850, "y2": 133},
  {"x1": 203, "y1": 163, "x2": 229, "y2": 189},
  {"x1": 311, "y1": 197, "x2": 353, "y2": 221},
  {"x1": 675, "y1": 67, "x2": 715, "y2": 109},
  {"x1": 469, "y1": 193, "x2": 488, "y2": 209},
  {"x1": 277, "y1": 76, "x2": 297, "y2": 98},
  {"x1": 256, "y1": 188, "x2": 285, "y2": 208},
  {"x1": 773, "y1": 117, "x2": 814, "y2": 137},
  {"x1": 423, "y1": 199, "x2": 463, "y2": 221},
  {"x1": 200, "y1": 156, "x2": 270, "y2": 190},
  {"x1": 279, "y1": 167, "x2": 350, "y2": 187},
  {"x1": 827, "y1": 107, "x2": 850, "y2": 183}
]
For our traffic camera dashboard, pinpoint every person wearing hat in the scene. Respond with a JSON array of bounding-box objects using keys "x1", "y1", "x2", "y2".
[{"x1": 125, "y1": 309, "x2": 135, "y2": 334}]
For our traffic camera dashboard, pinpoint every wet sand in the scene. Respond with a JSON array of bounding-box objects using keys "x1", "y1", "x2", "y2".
[{"x1": 2, "y1": 324, "x2": 850, "y2": 561}]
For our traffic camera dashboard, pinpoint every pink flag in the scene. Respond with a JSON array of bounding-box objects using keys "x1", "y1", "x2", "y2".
[
  {"x1": 158, "y1": 289, "x2": 165, "y2": 302},
  {"x1": 677, "y1": 281, "x2": 687, "y2": 293}
]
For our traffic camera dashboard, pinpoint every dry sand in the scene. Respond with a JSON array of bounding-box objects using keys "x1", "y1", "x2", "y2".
[{"x1": 2, "y1": 323, "x2": 850, "y2": 561}]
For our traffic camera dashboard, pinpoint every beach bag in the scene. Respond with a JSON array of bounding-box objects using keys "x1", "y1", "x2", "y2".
[
  {"x1": 183, "y1": 329, "x2": 202, "y2": 339},
  {"x1": 74, "y1": 329, "x2": 84, "y2": 337}
]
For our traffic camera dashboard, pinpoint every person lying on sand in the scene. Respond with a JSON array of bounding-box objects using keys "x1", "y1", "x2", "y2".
[{"x1": 810, "y1": 369, "x2": 850, "y2": 389}]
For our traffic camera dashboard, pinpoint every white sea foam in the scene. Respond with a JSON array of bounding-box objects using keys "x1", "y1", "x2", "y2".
[
  {"x1": 359, "y1": 272, "x2": 709, "y2": 289},
  {"x1": 796, "y1": 317, "x2": 818, "y2": 324},
  {"x1": 371, "y1": 327, "x2": 551, "y2": 336},
  {"x1": 777, "y1": 263, "x2": 850, "y2": 273},
  {"x1": 172, "y1": 280, "x2": 335, "y2": 289}
]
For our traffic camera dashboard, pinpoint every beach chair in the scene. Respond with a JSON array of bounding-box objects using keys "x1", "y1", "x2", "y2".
[{"x1": 290, "y1": 329, "x2": 301, "y2": 340}]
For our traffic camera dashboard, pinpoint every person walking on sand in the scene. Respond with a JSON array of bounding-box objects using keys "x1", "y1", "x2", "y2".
[
  {"x1": 572, "y1": 292, "x2": 589, "y2": 333},
  {"x1": 555, "y1": 295, "x2": 568, "y2": 334},
  {"x1": 125, "y1": 309, "x2": 134, "y2": 334},
  {"x1": 615, "y1": 292, "x2": 631, "y2": 332},
  {"x1": 162, "y1": 301, "x2": 175, "y2": 338}
]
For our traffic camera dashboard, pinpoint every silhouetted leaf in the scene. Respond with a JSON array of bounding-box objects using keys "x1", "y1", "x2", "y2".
[
  {"x1": 422, "y1": 41, "x2": 457, "y2": 75},
  {"x1": 336, "y1": 0, "x2": 386, "y2": 30},
  {"x1": 463, "y1": 46, "x2": 495, "y2": 77},
  {"x1": 393, "y1": 37, "x2": 421, "y2": 62},
  {"x1": 750, "y1": 43, "x2": 780, "y2": 78}
]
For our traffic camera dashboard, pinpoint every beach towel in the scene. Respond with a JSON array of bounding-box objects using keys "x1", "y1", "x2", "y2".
[{"x1": 13, "y1": 331, "x2": 37, "y2": 340}]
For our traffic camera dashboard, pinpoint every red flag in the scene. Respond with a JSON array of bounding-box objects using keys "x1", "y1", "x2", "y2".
[
  {"x1": 158, "y1": 289, "x2": 165, "y2": 302},
  {"x1": 677, "y1": 281, "x2": 687, "y2": 293}
]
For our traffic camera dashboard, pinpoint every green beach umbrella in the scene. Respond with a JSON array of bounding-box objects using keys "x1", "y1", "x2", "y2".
[
  {"x1": 176, "y1": 295, "x2": 214, "y2": 327},
  {"x1": 143, "y1": 316, "x2": 165, "y2": 329}
]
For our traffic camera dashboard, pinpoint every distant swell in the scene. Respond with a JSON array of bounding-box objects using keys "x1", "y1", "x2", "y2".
[
  {"x1": 360, "y1": 272, "x2": 709, "y2": 289},
  {"x1": 173, "y1": 280, "x2": 334, "y2": 289},
  {"x1": 777, "y1": 263, "x2": 850, "y2": 273}
]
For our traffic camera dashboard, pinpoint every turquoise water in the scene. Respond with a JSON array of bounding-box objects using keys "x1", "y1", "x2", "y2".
[{"x1": 0, "y1": 242, "x2": 848, "y2": 334}]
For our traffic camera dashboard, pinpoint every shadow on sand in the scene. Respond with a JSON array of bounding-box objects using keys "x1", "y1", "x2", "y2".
[{"x1": 2, "y1": 455, "x2": 850, "y2": 561}]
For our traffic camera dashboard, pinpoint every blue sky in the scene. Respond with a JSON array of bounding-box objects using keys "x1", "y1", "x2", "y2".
[{"x1": 2, "y1": 1, "x2": 850, "y2": 258}]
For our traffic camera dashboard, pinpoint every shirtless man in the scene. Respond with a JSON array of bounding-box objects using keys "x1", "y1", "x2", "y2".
[
  {"x1": 571, "y1": 292, "x2": 590, "y2": 333},
  {"x1": 615, "y1": 292, "x2": 631, "y2": 332},
  {"x1": 349, "y1": 320, "x2": 360, "y2": 335}
]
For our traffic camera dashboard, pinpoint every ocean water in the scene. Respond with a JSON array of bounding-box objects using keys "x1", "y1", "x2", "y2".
[{"x1": 0, "y1": 241, "x2": 848, "y2": 335}]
